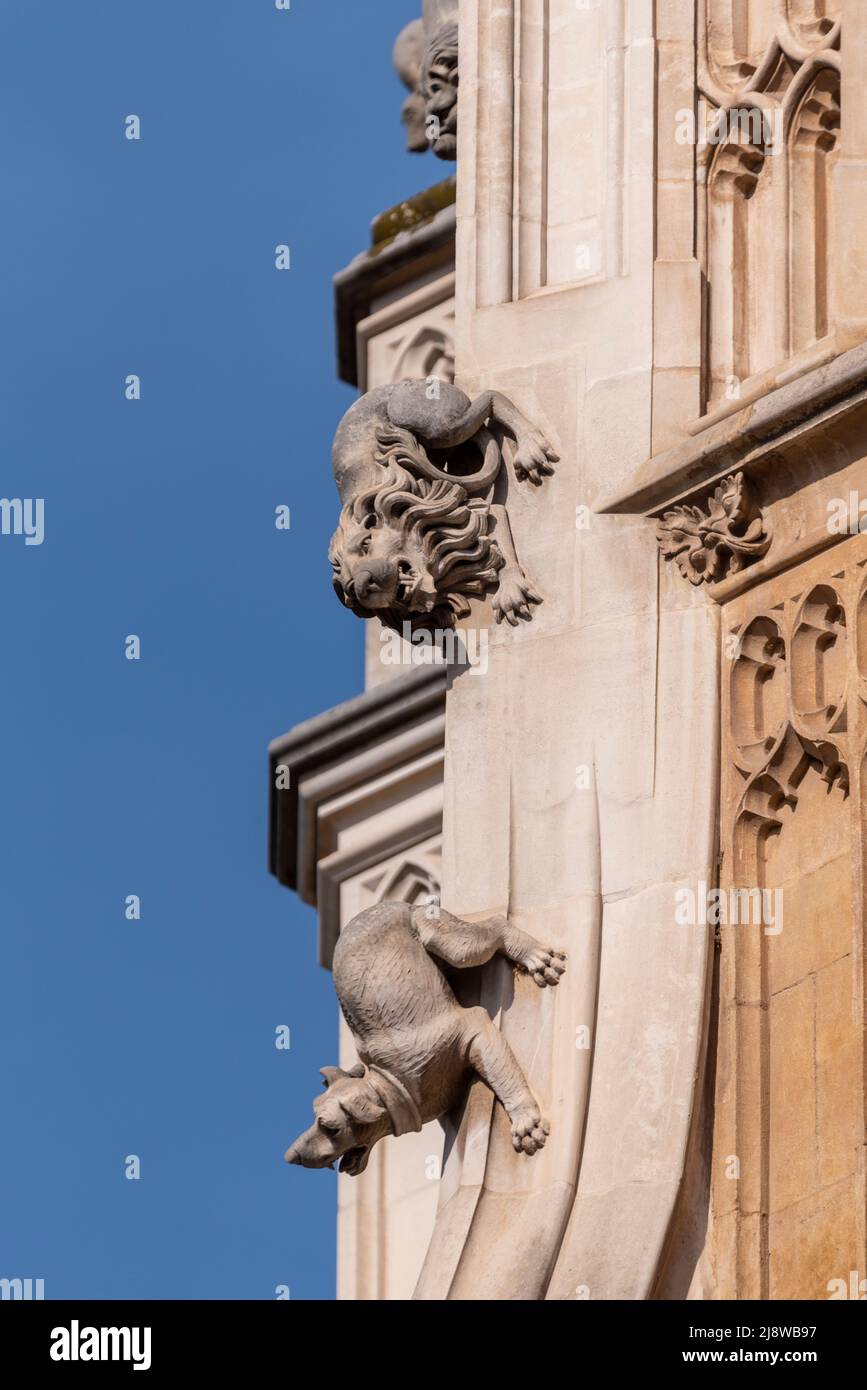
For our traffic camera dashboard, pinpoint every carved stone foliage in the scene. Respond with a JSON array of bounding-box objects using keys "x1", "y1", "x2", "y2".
[
  {"x1": 328, "y1": 381, "x2": 557, "y2": 632},
  {"x1": 657, "y1": 472, "x2": 771, "y2": 585},
  {"x1": 701, "y1": 3, "x2": 842, "y2": 403},
  {"x1": 285, "y1": 901, "x2": 566, "y2": 1176},
  {"x1": 393, "y1": 1, "x2": 458, "y2": 161}
]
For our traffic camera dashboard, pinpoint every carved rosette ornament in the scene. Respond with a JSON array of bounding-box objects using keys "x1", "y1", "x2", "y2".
[{"x1": 656, "y1": 471, "x2": 771, "y2": 585}]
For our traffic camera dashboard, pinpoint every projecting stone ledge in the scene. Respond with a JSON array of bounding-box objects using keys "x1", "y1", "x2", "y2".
[
  {"x1": 595, "y1": 339, "x2": 867, "y2": 598},
  {"x1": 595, "y1": 339, "x2": 867, "y2": 519}
]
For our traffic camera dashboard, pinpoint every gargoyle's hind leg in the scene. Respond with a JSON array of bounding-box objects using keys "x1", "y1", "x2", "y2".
[
  {"x1": 415, "y1": 906, "x2": 511, "y2": 969},
  {"x1": 387, "y1": 384, "x2": 497, "y2": 451},
  {"x1": 413, "y1": 906, "x2": 566, "y2": 987},
  {"x1": 464, "y1": 1007, "x2": 550, "y2": 1155},
  {"x1": 386, "y1": 384, "x2": 558, "y2": 484}
]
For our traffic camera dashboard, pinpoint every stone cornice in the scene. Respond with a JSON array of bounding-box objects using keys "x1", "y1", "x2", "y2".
[
  {"x1": 268, "y1": 666, "x2": 447, "y2": 895},
  {"x1": 595, "y1": 339, "x2": 867, "y2": 519}
]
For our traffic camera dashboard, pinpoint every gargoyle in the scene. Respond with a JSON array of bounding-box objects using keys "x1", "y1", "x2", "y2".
[
  {"x1": 285, "y1": 901, "x2": 566, "y2": 1176},
  {"x1": 393, "y1": 1, "x2": 459, "y2": 160},
  {"x1": 328, "y1": 381, "x2": 558, "y2": 632}
]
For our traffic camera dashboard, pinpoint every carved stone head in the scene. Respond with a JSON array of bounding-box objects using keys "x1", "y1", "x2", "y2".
[
  {"x1": 284, "y1": 1065, "x2": 388, "y2": 1177},
  {"x1": 328, "y1": 427, "x2": 503, "y2": 633},
  {"x1": 422, "y1": 22, "x2": 459, "y2": 160},
  {"x1": 393, "y1": 4, "x2": 459, "y2": 161}
]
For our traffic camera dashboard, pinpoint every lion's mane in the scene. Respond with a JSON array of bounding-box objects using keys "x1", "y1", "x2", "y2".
[{"x1": 328, "y1": 426, "x2": 503, "y2": 633}]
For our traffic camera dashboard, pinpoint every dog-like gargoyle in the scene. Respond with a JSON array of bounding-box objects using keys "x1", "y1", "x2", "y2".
[
  {"x1": 328, "y1": 381, "x2": 558, "y2": 633},
  {"x1": 285, "y1": 901, "x2": 566, "y2": 1176}
]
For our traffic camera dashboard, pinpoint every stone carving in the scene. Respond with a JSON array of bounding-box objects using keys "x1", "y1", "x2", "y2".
[
  {"x1": 422, "y1": 12, "x2": 459, "y2": 161},
  {"x1": 328, "y1": 381, "x2": 558, "y2": 631},
  {"x1": 656, "y1": 471, "x2": 770, "y2": 585},
  {"x1": 792, "y1": 69, "x2": 841, "y2": 154},
  {"x1": 393, "y1": 1, "x2": 459, "y2": 161},
  {"x1": 715, "y1": 541, "x2": 859, "y2": 1299},
  {"x1": 285, "y1": 901, "x2": 566, "y2": 1175},
  {"x1": 391, "y1": 325, "x2": 455, "y2": 387},
  {"x1": 701, "y1": 5, "x2": 842, "y2": 398},
  {"x1": 729, "y1": 584, "x2": 850, "y2": 799},
  {"x1": 709, "y1": 131, "x2": 768, "y2": 200}
]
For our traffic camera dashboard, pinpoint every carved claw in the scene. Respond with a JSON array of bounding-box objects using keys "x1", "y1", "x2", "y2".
[
  {"x1": 493, "y1": 570, "x2": 543, "y2": 626},
  {"x1": 513, "y1": 432, "x2": 558, "y2": 486},
  {"x1": 510, "y1": 1105, "x2": 550, "y2": 1155},
  {"x1": 511, "y1": 940, "x2": 567, "y2": 988},
  {"x1": 530, "y1": 954, "x2": 567, "y2": 987}
]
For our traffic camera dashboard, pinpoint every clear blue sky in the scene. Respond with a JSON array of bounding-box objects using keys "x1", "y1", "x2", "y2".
[{"x1": 0, "y1": 0, "x2": 437, "y2": 1300}]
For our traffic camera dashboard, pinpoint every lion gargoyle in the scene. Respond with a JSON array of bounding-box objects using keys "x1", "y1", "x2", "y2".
[
  {"x1": 285, "y1": 901, "x2": 566, "y2": 1176},
  {"x1": 328, "y1": 381, "x2": 558, "y2": 632}
]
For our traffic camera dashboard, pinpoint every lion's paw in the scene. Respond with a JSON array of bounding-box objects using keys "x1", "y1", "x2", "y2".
[
  {"x1": 522, "y1": 945, "x2": 567, "y2": 988},
  {"x1": 506, "y1": 929, "x2": 567, "y2": 986},
  {"x1": 513, "y1": 432, "x2": 558, "y2": 485},
  {"x1": 493, "y1": 570, "x2": 543, "y2": 626},
  {"x1": 510, "y1": 1105, "x2": 550, "y2": 1155}
]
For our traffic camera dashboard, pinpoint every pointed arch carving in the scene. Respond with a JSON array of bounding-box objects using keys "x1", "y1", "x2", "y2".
[
  {"x1": 787, "y1": 63, "x2": 841, "y2": 351},
  {"x1": 700, "y1": 2, "x2": 843, "y2": 408},
  {"x1": 715, "y1": 538, "x2": 865, "y2": 1299}
]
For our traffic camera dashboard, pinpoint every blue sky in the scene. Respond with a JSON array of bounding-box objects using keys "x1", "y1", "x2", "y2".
[{"x1": 0, "y1": 0, "x2": 438, "y2": 1300}]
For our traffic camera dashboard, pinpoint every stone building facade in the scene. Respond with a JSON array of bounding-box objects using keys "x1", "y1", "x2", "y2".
[{"x1": 271, "y1": 1, "x2": 867, "y2": 1300}]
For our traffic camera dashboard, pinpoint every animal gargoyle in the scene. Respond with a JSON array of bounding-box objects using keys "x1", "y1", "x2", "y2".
[
  {"x1": 328, "y1": 381, "x2": 558, "y2": 633},
  {"x1": 285, "y1": 901, "x2": 566, "y2": 1176}
]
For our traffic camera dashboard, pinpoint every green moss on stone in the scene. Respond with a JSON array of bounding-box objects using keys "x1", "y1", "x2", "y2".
[{"x1": 370, "y1": 177, "x2": 456, "y2": 252}]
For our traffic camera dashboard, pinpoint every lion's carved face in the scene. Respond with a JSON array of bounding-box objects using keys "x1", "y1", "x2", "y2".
[
  {"x1": 330, "y1": 518, "x2": 439, "y2": 618},
  {"x1": 328, "y1": 428, "x2": 503, "y2": 634}
]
